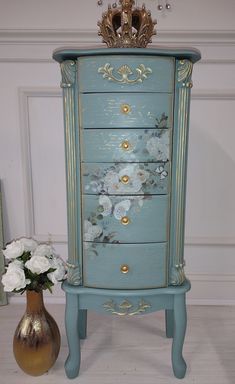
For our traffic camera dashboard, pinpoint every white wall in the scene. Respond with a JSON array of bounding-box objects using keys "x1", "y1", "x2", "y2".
[{"x1": 0, "y1": 0, "x2": 235, "y2": 304}]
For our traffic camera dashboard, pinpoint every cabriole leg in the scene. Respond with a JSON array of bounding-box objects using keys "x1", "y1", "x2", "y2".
[
  {"x1": 165, "y1": 309, "x2": 174, "y2": 338},
  {"x1": 171, "y1": 293, "x2": 187, "y2": 379},
  {"x1": 79, "y1": 309, "x2": 87, "y2": 339},
  {"x1": 65, "y1": 293, "x2": 81, "y2": 379}
]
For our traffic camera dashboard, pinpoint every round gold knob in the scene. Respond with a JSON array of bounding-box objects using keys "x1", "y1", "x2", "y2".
[
  {"x1": 120, "y1": 264, "x2": 129, "y2": 274},
  {"x1": 121, "y1": 104, "x2": 131, "y2": 114},
  {"x1": 121, "y1": 216, "x2": 130, "y2": 225},
  {"x1": 121, "y1": 175, "x2": 129, "y2": 184},
  {"x1": 121, "y1": 140, "x2": 130, "y2": 151}
]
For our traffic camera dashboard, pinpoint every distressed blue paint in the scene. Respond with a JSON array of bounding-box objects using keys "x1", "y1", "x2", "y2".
[
  {"x1": 82, "y1": 162, "x2": 170, "y2": 195},
  {"x1": 83, "y1": 194, "x2": 169, "y2": 243},
  {"x1": 82, "y1": 128, "x2": 171, "y2": 163},
  {"x1": 53, "y1": 47, "x2": 201, "y2": 64},
  {"x1": 80, "y1": 92, "x2": 173, "y2": 128},
  {"x1": 83, "y1": 242, "x2": 167, "y2": 289},
  {"x1": 78, "y1": 55, "x2": 174, "y2": 93},
  {"x1": 54, "y1": 47, "x2": 200, "y2": 379}
]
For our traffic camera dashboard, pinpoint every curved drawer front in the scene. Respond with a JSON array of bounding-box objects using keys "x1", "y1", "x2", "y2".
[
  {"x1": 83, "y1": 194, "x2": 169, "y2": 243},
  {"x1": 78, "y1": 55, "x2": 174, "y2": 93},
  {"x1": 80, "y1": 93, "x2": 173, "y2": 129},
  {"x1": 83, "y1": 242, "x2": 167, "y2": 289},
  {"x1": 82, "y1": 129, "x2": 171, "y2": 163},
  {"x1": 82, "y1": 162, "x2": 170, "y2": 195}
]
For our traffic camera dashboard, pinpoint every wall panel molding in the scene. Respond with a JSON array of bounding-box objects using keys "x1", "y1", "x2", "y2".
[
  {"x1": 9, "y1": 272, "x2": 235, "y2": 305},
  {"x1": 19, "y1": 87, "x2": 66, "y2": 244},
  {"x1": 1, "y1": 29, "x2": 235, "y2": 63},
  {"x1": 1, "y1": 28, "x2": 235, "y2": 45}
]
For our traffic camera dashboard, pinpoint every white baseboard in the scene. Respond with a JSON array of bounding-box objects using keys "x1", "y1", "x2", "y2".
[{"x1": 7, "y1": 273, "x2": 235, "y2": 306}]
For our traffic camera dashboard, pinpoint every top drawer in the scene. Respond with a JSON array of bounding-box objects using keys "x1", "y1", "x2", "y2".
[{"x1": 78, "y1": 55, "x2": 174, "y2": 93}]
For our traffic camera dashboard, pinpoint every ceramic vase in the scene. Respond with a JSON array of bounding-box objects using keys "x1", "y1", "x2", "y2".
[{"x1": 13, "y1": 290, "x2": 60, "y2": 376}]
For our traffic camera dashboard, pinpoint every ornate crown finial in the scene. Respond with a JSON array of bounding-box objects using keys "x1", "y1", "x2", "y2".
[{"x1": 97, "y1": 0, "x2": 157, "y2": 48}]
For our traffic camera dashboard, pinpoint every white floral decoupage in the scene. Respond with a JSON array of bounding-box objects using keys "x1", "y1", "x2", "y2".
[
  {"x1": 83, "y1": 194, "x2": 151, "y2": 252},
  {"x1": 83, "y1": 162, "x2": 169, "y2": 195},
  {"x1": 110, "y1": 127, "x2": 170, "y2": 163}
]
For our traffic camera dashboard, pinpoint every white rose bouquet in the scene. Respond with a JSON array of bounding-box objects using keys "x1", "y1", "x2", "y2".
[{"x1": 1, "y1": 237, "x2": 66, "y2": 293}]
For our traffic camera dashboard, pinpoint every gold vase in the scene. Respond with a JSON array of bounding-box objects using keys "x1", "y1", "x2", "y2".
[{"x1": 13, "y1": 290, "x2": 60, "y2": 376}]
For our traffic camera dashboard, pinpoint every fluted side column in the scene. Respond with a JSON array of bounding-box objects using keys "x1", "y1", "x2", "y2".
[{"x1": 60, "y1": 60, "x2": 82, "y2": 285}]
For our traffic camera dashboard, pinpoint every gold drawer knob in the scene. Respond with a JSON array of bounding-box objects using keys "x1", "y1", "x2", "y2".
[
  {"x1": 120, "y1": 104, "x2": 131, "y2": 114},
  {"x1": 121, "y1": 216, "x2": 130, "y2": 225},
  {"x1": 121, "y1": 175, "x2": 129, "y2": 184},
  {"x1": 120, "y1": 264, "x2": 129, "y2": 274},
  {"x1": 121, "y1": 140, "x2": 130, "y2": 151}
]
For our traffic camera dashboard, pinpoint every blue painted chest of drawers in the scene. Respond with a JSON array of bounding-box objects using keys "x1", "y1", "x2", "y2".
[{"x1": 53, "y1": 47, "x2": 200, "y2": 379}]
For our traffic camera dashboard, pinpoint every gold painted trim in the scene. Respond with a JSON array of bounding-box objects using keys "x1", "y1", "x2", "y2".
[
  {"x1": 98, "y1": 63, "x2": 152, "y2": 84},
  {"x1": 103, "y1": 299, "x2": 151, "y2": 316}
]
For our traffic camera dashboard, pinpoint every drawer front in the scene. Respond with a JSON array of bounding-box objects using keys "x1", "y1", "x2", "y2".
[
  {"x1": 82, "y1": 162, "x2": 170, "y2": 195},
  {"x1": 82, "y1": 129, "x2": 171, "y2": 163},
  {"x1": 83, "y1": 194, "x2": 169, "y2": 243},
  {"x1": 78, "y1": 55, "x2": 174, "y2": 93},
  {"x1": 83, "y1": 242, "x2": 167, "y2": 289},
  {"x1": 80, "y1": 93, "x2": 173, "y2": 129}
]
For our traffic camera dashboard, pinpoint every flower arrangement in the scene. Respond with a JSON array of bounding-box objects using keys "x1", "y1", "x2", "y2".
[{"x1": 1, "y1": 237, "x2": 66, "y2": 293}]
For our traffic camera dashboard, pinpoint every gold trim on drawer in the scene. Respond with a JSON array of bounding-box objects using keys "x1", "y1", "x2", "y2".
[
  {"x1": 120, "y1": 104, "x2": 131, "y2": 114},
  {"x1": 121, "y1": 216, "x2": 130, "y2": 225},
  {"x1": 103, "y1": 299, "x2": 151, "y2": 316},
  {"x1": 120, "y1": 264, "x2": 129, "y2": 274}
]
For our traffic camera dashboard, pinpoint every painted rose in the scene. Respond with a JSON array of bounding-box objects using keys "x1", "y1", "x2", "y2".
[
  {"x1": 84, "y1": 220, "x2": 103, "y2": 242},
  {"x1": 25, "y1": 255, "x2": 52, "y2": 274},
  {"x1": 2, "y1": 240, "x2": 24, "y2": 260},
  {"x1": 2, "y1": 264, "x2": 30, "y2": 292},
  {"x1": 146, "y1": 131, "x2": 169, "y2": 161},
  {"x1": 47, "y1": 257, "x2": 66, "y2": 285}
]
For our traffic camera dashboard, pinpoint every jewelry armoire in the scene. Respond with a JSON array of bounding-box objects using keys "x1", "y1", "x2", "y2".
[{"x1": 53, "y1": 0, "x2": 200, "y2": 379}]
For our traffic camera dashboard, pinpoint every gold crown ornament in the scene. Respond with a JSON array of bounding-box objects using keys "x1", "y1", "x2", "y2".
[{"x1": 97, "y1": 0, "x2": 157, "y2": 48}]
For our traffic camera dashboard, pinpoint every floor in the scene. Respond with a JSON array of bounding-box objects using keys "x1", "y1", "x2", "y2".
[{"x1": 0, "y1": 304, "x2": 235, "y2": 384}]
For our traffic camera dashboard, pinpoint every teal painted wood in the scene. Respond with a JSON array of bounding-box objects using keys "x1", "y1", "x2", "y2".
[
  {"x1": 83, "y1": 194, "x2": 169, "y2": 243},
  {"x1": 80, "y1": 93, "x2": 173, "y2": 129},
  {"x1": 54, "y1": 47, "x2": 200, "y2": 379},
  {"x1": 169, "y1": 60, "x2": 193, "y2": 286},
  {"x1": 172, "y1": 294, "x2": 187, "y2": 378},
  {"x1": 82, "y1": 162, "x2": 170, "y2": 195},
  {"x1": 65, "y1": 292, "x2": 80, "y2": 379},
  {"x1": 78, "y1": 310, "x2": 87, "y2": 339},
  {"x1": 62, "y1": 280, "x2": 190, "y2": 314},
  {"x1": 82, "y1": 128, "x2": 171, "y2": 163},
  {"x1": 165, "y1": 309, "x2": 174, "y2": 338},
  {"x1": 53, "y1": 47, "x2": 201, "y2": 64},
  {"x1": 83, "y1": 242, "x2": 167, "y2": 289},
  {"x1": 60, "y1": 61, "x2": 82, "y2": 285},
  {"x1": 78, "y1": 55, "x2": 174, "y2": 93}
]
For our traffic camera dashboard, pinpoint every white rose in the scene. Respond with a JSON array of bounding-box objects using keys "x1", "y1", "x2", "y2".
[
  {"x1": 1, "y1": 266, "x2": 30, "y2": 292},
  {"x1": 19, "y1": 237, "x2": 38, "y2": 252},
  {"x1": 25, "y1": 255, "x2": 51, "y2": 274},
  {"x1": 47, "y1": 257, "x2": 66, "y2": 284},
  {"x1": 7, "y1": 260, "x2": 24, "y2": 270},
  {"x1": 33, "y1": 244, "x2": 54, "y2": 258},
  {"x1": 2, "y1": 240, "x2": 24, "y2": 260}
]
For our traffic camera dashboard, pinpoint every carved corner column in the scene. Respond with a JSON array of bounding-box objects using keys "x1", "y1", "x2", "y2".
[
  {"x1": 60, "y1": 60, "x2": 82, "y2": 285},
  {"x1": 169, "y1": 60, "x2": 193, "y2": 285}
]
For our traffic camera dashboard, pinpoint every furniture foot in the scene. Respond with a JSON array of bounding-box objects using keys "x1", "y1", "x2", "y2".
[
  {"x1": 65, "y1": 293, "x2": 81, "y2": 379},
  {"x1": 171, "y1": 293, "x2": 187, "y2": 379},
  {"x1": 165, "y1": 309, "x2": 174, "y2": 338}
]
